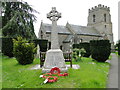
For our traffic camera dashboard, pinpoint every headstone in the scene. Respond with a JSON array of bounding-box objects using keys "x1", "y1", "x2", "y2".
[{"x1": 42, "y1": 7, "x2": 68, "y2": 73}]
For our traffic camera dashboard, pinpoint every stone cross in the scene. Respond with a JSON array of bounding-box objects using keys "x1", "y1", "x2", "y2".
[
  {"x1": 47, "y1": 7, "x2": 61, "y2": 49},
  {"x1": 42, "y1": 7, "x2": 67, "y2": 73}
]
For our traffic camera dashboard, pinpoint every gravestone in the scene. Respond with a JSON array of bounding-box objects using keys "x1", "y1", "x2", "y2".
[{"x1": 42, "y1": 7, "x2": 68, "y2": 73}]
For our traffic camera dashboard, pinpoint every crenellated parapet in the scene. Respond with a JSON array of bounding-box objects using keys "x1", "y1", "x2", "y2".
[{"x1": 89, "y1": 4, "x2": 110, "y2": 13}]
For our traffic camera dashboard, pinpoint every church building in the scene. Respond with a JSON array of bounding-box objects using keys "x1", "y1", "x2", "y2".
[{"x1": 38, "y1": 4, "x2": 114, "y2": 51}]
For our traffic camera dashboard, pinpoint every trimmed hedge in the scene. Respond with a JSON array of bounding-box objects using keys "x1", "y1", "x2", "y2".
[
  {"x1": 73, "y1": 44, "x2": 79, "y2": 49},
  {"x1": 48, "y1": 42, "x2": 51, "y2": 49},
  {"x1": 30, "y1": 39, "x2": 48, "y2": 52},
  {"x1": 90, "y1": 40, "x2": 111, "y2": 62},
  {"x1": 13, "y1": 37, "x2": 37, "y2": 65},
  {"x1": 37, "y1": 39, "x2": 48, "y2": 52},
  {"x1": 1, "y1": 37, "x2": 14, "y2": 57},
  {"x1": 118, "y1": 42, "x2": 120, "y2": 55}
]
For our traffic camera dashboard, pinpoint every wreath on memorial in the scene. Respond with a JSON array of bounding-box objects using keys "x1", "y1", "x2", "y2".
[
  {"x1": 50, "y1": 67, "x2": 61, "y2": 74},
  {"x1": 39, "y1": 67, "x2": 69, "y2": 83}
]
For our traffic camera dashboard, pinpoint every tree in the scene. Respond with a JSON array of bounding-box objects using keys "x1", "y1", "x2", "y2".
[
  {"x1": 1, "y1": 1, "x2": 38, "y2": 40},
  {"x1": 116, "y1": 40, "x2": 120, "y2": 55},
  {"x1": 115, "y1": 40, "x2": 120, "y2": 51}
]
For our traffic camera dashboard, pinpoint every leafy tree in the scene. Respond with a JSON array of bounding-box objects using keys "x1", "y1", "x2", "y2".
[{"x1": 1, "y1": 1, "x2": 38, "y2": 39}]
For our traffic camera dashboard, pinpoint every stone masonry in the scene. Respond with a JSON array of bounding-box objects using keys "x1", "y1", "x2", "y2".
[{"x1": 42, "y1": 7, "x2": 67, "y2": 73}]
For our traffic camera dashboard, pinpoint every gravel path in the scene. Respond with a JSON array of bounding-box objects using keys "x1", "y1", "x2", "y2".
[{"x1": 107, "y1": 53, "x2": 118, "y2": 88}]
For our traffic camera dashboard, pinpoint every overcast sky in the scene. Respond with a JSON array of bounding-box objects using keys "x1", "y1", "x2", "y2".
[{"x1": 23, "y1": 0, "x2": 119, "y2": 43}]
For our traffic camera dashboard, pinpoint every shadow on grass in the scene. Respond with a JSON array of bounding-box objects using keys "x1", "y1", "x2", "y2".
[{"x1": 14, "y1": 62, "x2": 35, "y2": 67}]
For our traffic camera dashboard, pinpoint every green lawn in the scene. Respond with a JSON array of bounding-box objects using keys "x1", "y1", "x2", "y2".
[
  {"x1": 0, "y1": 53, "x2": 2, "y2": 90},
  {"x1": 1, "y1": 54, "x2": 110, "y2": 88},
  {"x1": 115, "y1": 51, "x2": 120, "y2": 56}
]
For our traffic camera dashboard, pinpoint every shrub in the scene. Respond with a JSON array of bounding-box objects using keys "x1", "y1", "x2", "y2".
[
  {"x1": 48, "y1": 42, "x2": 51, "y2": 49},
  {"x1": 72, "y1": 48, "x2": 79, "y2": 61},
  {"x1": 118, "y1": 42, "x2": 120, "y2": 55},
  {"x1": 72, "y1": 44, "x2": 79, "y2": 49},
  {"x1": 29, "y1": 39, "x2": 38, "y2": 47},
  {"x1": 79, "y1": 48, "x2": 86, "y2": 57},
  {"x1": 13, "y1": 37, "x2": 37, "y2": 65},
  {"x1": 73, "y1": 43, "x2": 91, "y2": 57},
  {"x1": 38, "y1": 39, "x2": 48, "y2": 52},
  {"x1": 72, "y1": 48, "x2": 86, "y2": 62},
  {"x1": 79, "y1": 42, "x2": 91, "y2": 57},
  {"x1": 30, "y1": 39, "x2": 48, "y2": 52},
  {"x1": 90, "y1": 40, "x2": 111, "y2": 62},
  {"x1": 1, "y1": 37, "x2": 14, "y2": 57}
]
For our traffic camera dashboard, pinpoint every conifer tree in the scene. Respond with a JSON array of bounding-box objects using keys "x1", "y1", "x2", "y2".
[{"x1": 1, "y1": 1, "x2": 38, "y2": 39}]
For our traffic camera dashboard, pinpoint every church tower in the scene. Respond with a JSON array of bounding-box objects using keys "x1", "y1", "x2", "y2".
[{"x1": 87, "y1": 4, "x2": 114, "y2": 50}]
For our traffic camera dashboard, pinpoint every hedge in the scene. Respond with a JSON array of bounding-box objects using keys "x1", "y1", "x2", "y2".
[
  {"x1": 37, "y1": 39, "x2": 48, "y2": 52},
  {"x1": 48, "y1": 42, "x2": 51, "y2": 49},
  {"x1": 118, "y1": 42, "x2": 120, "y2": 55},
  {"x1": 30, "y1": 39, "x2": 38, "y2": 47},
  {"x1": 1, "y1": 37, "x2": 14, "y2": 57},
  {"x1": 72, "y1": 44, "x2": 79, "y2": 49},
  {"x1": 30, "y1": 39, "x2": 48, "y2": 52},
  {"x1": 90, "y1": 40, "x2": 111, "y2": 62},
  {"x1": 13, "y1": 37, "x2": 37, "y2": 65}
]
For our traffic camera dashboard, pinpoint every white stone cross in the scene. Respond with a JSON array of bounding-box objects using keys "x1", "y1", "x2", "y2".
[
  {"x1": 42, "y1": 7, "x2": 67, "y2": 73},
  {"x1": 47, "y1": 7, "x2": 61, "y2": 49}
]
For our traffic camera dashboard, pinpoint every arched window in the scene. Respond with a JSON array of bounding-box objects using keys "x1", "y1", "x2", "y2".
[
  {"x1": 93, "y1": 15, "x2": 95, "y2": 22},
  {"x1": 104, "y1": 14, "x2": 106, "y2": 22},
  {"x1": 105, "y1": 25, "x2": 106, "y2": 28},
  {"x1": 41, "y1": 31, "x2": 43, "y2": 39}
]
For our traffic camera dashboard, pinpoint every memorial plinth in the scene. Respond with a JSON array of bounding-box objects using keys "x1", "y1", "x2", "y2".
[{"x1": 42, "y1": 7, "x2": 68, "y2": 73}]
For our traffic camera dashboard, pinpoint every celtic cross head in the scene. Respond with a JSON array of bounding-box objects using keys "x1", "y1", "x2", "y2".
[{"x1": 47, "y1": 7, "x2": 61, "y2": 21}]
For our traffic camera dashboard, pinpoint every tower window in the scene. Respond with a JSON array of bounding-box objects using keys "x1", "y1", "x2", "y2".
[
  {"x1": 104, "y1": 14, "x2": 106, "y2": 22},
  {"x1": 41, "y1": 31, "x2": 43, "y2": 39},
  {"x1": 105, "y1": 25, "x2": 106, "y2": 28},
  {"x1": 93, "y1": 15, "x2": 95, "y2": 22}
]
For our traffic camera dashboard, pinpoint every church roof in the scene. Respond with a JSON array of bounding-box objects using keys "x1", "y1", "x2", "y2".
[
  {"x1": 69, "y1": 24, "x2": 101, "y2": 36},
  {"x1": 41, "y1": 22, "x2": 101, "y2": 36},
  {"x1": 42, "y1": 23, "x2": 71, "y2": 35},
  {"x1": 63, "y1": 35, "x2": 74, "y2": 43}
]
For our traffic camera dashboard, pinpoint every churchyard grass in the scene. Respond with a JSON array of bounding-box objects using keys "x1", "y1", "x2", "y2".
[
  {"x1": 108, "y1": 55, "x2": 112, "y2": 60},
  {"x1": 0, "y1": 53, "x2": 2, "y2": 89},
  {"x1": 115, "y1": 51, "x2": 119, "y2": 56},
  {"x1": 2, "y1": 53, "x2": 110, "y2": 88}
]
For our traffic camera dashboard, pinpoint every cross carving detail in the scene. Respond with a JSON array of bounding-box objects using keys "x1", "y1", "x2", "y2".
[{"x1": 47, "y1": 7, "x2": 61, "y2": 21}]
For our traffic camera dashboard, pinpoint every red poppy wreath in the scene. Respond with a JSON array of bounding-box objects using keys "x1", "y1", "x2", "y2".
[{"x1": 50, "y1": 67, "x2": 61, "y2": 74}]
